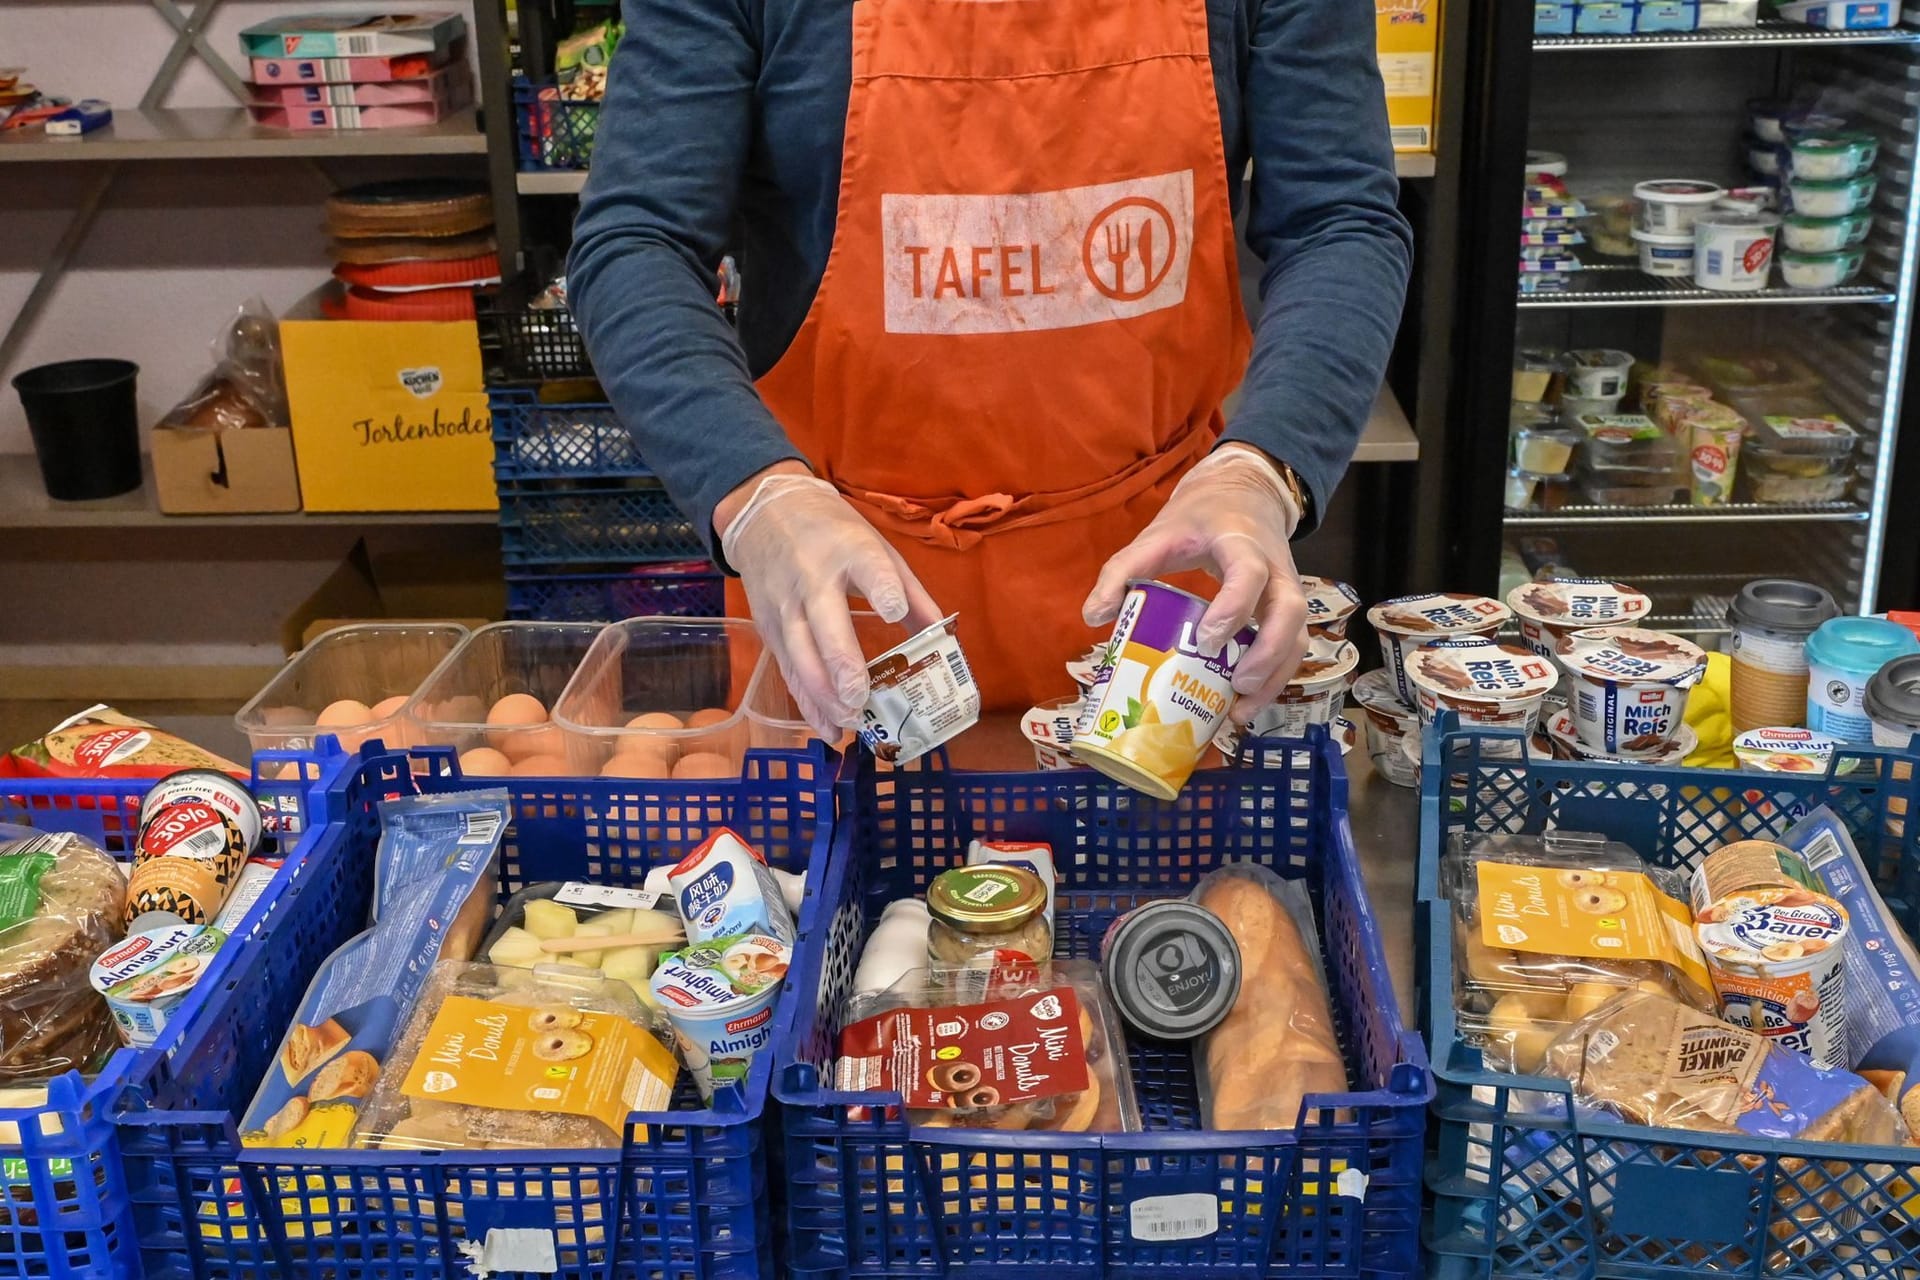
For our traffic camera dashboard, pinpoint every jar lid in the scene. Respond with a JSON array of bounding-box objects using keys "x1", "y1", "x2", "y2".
[
  {"x1": 1101, "y1": 900, "x2": 1242, "y2": 1040},
  {"x1": 1557, "y1": 628, "x2": 1707, "y2": 688},
  {"x1": 1727, "y1": 579, "x2": 1839, "y2": 635},
  {"x1": 926, "y1": 866, "x2": 1047, "y2": 932},
  {"x1": 1867, "y1": 655, "x2": 1920, "y2": 731},
  {"x1": 1805, "y1": 617, "x2": 1920, "y2": 677}
]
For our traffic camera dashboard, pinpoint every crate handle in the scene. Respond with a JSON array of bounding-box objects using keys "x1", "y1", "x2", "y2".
[{"x1": 908, "y1": 1126, "x2": 1106, "y2": 1272}]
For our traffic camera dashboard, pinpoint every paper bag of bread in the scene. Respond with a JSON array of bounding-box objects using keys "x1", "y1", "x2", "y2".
[
  {"x1": 836, "y1": 959, "x2": 1138, "y2": 1133},
  {"x1": 0, "y1": 828, "x2": 125, "y2": 1083},
  {"x1": 1193, "y1": 865, "x2": 1347, "y2": 1129},
  {"x1": 3, "y1": 705, "x2": 245, "y2": 781},
  {"x1": 1540, "y1": 987, "x2": 1906, "y2": 1254},
  {"x1": 1444, "y1": 832, "x2": 1717, "y2": 1073}
]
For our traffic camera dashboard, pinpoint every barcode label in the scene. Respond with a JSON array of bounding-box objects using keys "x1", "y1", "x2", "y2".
[
  {"x1": 342, "y1": 34, "x2": 376, "y2": 55},
  {"x1": 945, "y1": 647, "x2": 974, "y2": 688},
  {"x1": 1390, "y1": 126, "x2": 1430, "y2": 149},
  {"x1": 1128, "y1": 1193, "x2": 1218, "y2": 1242},
  {"x1": 459, "y1": 811, "x2": 505, "y2": 846},
  {"x1": 556, "y1": 882, "x2": 663, "y2": 911}
]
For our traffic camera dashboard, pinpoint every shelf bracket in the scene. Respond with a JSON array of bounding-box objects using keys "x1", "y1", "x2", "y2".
[
  {"x1": 0, "y1": 164, "x2": 119, "y2": 377},
  {"x1": 141, "y1": 0, "x2": 249, "y2": 109}
]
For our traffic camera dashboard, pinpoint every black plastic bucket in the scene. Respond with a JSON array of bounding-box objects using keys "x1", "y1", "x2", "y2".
[{"x1": 12, "y1": 358, "x2": 143, "y2": 501}]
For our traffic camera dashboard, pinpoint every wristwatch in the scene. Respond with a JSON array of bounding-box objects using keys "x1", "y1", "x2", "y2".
[{"x1": 1272, "y1": 459, "x2": 1313, "y2": 534}]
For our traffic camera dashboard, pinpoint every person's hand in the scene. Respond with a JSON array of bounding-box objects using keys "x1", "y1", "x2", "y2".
[
  {"x1": 1081, "y1": 444, "x2": 1310, "y2": 722},
  {"x1": 719, "y1": 469, "x2": 941, "y2": 736}
]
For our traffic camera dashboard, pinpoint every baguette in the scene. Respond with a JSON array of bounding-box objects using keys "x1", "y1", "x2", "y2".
[{"x1": 1195, "y1": 866, "x2": 1347, "y2": 1129}]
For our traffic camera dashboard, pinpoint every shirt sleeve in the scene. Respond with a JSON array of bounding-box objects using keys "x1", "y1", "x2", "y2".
[
  {"x1": 566, "y1": 0, "x2": 806, "y2": 555},
  {"x1": 1220, "y1": 0, "x2": 1415, "y2": 534}
]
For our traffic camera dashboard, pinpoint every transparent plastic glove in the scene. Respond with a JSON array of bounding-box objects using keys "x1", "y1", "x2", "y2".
[
  {"x1": 720, "y1": 473, "x2": 941, "y2": 736},
  {"x1": 1082, "y1": 445, "x2": 1308, "y2": 721}
]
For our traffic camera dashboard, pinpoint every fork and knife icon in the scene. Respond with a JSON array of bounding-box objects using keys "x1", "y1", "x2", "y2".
[
  {"x1": 1088, "y1": 197, "x2": 1175, "y2": 302},
  {"x1": 1101, "y1": 218, "x2": 1157, "y2": 297}
]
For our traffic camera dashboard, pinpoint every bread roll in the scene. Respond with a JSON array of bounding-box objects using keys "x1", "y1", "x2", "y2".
[{"x1": 1195, "y1": 867, "x2": 1346, "y2": 1129}]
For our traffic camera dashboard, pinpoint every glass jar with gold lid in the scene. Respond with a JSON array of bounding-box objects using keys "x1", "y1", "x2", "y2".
[{"x1": 925, "y1": 865, "x2": 1052, "y2": 969}]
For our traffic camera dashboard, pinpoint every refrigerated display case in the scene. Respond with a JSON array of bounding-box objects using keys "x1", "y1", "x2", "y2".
[{"x1": 1441, "y1": 10, "x2": 1920, "y2": 638}]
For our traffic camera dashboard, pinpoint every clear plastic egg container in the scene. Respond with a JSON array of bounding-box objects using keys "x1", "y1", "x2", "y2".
[
  {"x1": 739, "y1": 611, "x2": 907, "y2": 752},
  {"x1": 552, "y1": 617, "x2": 765, "y2": 779},
  {"x1": 407, "y1": 621, "x2": 605, "y2": 776},
  {"x1": 234, "y1": 622, "x2": 469, "y2": 757}
]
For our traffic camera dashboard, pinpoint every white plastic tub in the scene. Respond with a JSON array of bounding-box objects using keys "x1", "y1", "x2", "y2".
[{"x1": 1632, "y1": 227, "x2": 1695, "y2": 277}]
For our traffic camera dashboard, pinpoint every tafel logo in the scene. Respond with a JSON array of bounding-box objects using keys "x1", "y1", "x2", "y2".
[{"x1": 881, "y1": 171, "x2": 1194, "y2": 335}]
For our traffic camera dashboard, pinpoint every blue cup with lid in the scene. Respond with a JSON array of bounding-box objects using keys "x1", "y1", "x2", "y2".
[{"x1": 1805, "y1": 617, "x2": 1920, "y2": 743}]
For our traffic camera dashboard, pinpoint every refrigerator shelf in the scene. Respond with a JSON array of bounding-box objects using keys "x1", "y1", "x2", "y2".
[
  {"x1": 1504, "y1": 501, "x2": 1868, "y2": 526},
  {"x1": 1536, "y1": 21, "x2": 1920, "y2": 54},
  {"x1": 1517, "y1": 275, "x2": 1897, "y2": 308}
]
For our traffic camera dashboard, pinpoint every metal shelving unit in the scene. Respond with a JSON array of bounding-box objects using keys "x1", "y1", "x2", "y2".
[
  {"x1": 1439, "y1": 7, "x2": 1920, "y2": 618},
  {"x1": 0, "y1": 106, "x2": 484, "y2": 163}
]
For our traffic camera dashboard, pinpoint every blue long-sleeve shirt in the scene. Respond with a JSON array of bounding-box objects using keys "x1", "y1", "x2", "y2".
[{"x1": 569, "y1": 0, "x2": 1412, "y2": 547}]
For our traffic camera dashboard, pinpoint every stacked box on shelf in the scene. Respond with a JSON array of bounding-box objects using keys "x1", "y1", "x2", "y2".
[
  {"x1": 478, "y1": 285, "x2": 723, "y2": 621},
  {"x1": 116, "y1": 743, "x2": 834, "y2": 1280}
]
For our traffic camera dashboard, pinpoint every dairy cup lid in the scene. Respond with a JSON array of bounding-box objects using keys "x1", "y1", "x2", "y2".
[
  {"x1": 1636, "y1": 179, "x2": 1725, "y2": 202},
  {"x1": 1805, "y1": 616, "x2": 1920, "y2": 677},
  {"x1": 1733, "y1": 727, "x2": 1844, "y2": 775},
  {"x1": 1350, "y1": 668, "x2": 1417, "y2": 719},
  {"x1": 1289, "y1": 635, "x2": 1359, "y2": 690},
  {"x1": 1569, "y1": 348, "x2": 1633, "y2": 371},
  {"x1": 1866, "y1": 654, "x2": 1920, "y2": 729},
  {"x1": 1506, "y1": 579, "x2": 1652, "y2": 630},
  {"x1": 1103, "y1": 900, "x2": 1242, "y2": 1040},
  {"x1": 1408, "y1": 638, "x2": 1558, "y2": 704},
  {"x1": 1727, "y1": 579, "x2": 1839, "y2": 636},
  {"x1": 1557, "y1": 627, "x2": 1708, "y2": 688},
  {"x1": 1367, "y1": 592, "x2": 1512, "y2": 637},
  {"x1": 1697, "y1": 896, "x2": 1848, "y2": 968},
  {"x1": 1299, "y1": 576, "x2": 1361, "y2": 629}
]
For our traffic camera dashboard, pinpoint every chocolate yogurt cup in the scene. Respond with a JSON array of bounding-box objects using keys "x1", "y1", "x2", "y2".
[
  {"x1": 1555, "y1": 627, "x2": 1707, "y2": 756},
  {"x1": 1367, "y1": 592, "x2": 1512, "y2": 706},
  {"x1": 1505, "y1": 579, "x2": 1652, "y2": 664},
  {"x1": 1406, "y1": 637, "x2": 1559, "y2": 735}
]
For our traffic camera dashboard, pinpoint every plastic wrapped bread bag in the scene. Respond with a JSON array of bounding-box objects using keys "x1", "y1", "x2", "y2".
[{"x1": 0, "y1": 827, "x2": 125, "y2": 1082}]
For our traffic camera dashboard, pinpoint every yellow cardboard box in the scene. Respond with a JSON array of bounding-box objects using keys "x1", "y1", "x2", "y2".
[
  {"x1": 281, "y1": 309, "x2": 497, "y2": 512},
  {"x1": 1377, "y1": 0, "x2": 1441, "y2": 155}
]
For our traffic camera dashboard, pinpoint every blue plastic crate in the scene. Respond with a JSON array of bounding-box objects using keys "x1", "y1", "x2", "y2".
[
  {"x1": 507, "y1": 566, "x2": 726, "y2": 622},
  {"x1": 1416, "y1": 718, "x2": 1920, "y2": 1280},
  {"x1": 492, "y1": 389, "x2": 644, "y2": 482},
  {"x1": 0, "y1": 748, "x2": 347, "y2": 1280},
  {"x1": 774, "y1": 730, "x2": 1430, "y2": 1280},
  {"x1": 500, "y1": 482, "x2": 705, "y2": 567},
  {"x1": 516, "y1": 77, "x2": 600, "y2": 172},
  {"x1": 120, "y1": 743, "x2": 834, "y2": 1280}
]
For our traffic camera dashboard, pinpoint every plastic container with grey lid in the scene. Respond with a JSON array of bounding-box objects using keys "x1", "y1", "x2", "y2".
[
  {"x1": 1867, "y1": 655, "x2": 1920, "y2": 750},
  {"x1": 1727, "y1": 579, "x2": 1839, "y2": 734},
  {"x1": 1099, "y1": 900, "x2": 1241, "y2": 1041}
]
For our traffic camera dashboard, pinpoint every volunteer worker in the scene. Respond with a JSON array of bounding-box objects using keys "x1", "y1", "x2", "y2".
[{"x1": 570, "y1": 0, "x2": 1411, "y2": 735}]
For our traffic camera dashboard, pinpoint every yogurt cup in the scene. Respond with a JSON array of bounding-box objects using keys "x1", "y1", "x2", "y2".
[
  {"x1": 1544, "y1": 709, "x2": 1698, "y2": 765},
  {"x1": 1300, "y1": 576, "x2": 1362, "y2": 640},
  {"x1": 1727, "y1": 580, "x2": 1839, "y2": 733},
  {"x1": 1073, "y1": 581, "x2": 1255, "y2": 801},
  {"x1": 1866, "y1": 654, "x2": 1920, "y2": 750},
  {"x1": 1558, "y1": 394, "x2": 1625, "y2": 421},
  {"x1": 1506, "y1": 579, "x2": 1652, "y2": 663},
  {"x1": 91, "y1": 923, "x2": 227, "y2": 1049},
  {"x1": 1513, "y1": 425, "x2": 1581, "y2": 474},
  {"x1": 1406, "y1": 637, "x2": 1558, "y2": 734},
  {"x1": 1694, "y1": 212, "x2": 1779, "y2": 292},
  {"x1": 1789, "y1": 132, "x2": 1879, "y2": 180},
  {"x1": 1789, "y1": 174, "x2": 1877, "y2": 218},
  {"x1": 1636, "y1": 180, "x2": 1726, "y2": 234},
  {"x1": 1695, "y1": 888, "x2": 1850, "y2": 1069},
  {"x1": 1351, "y1": 669, "x2": 1419, "y2": 788},
  {"x1": 139, "y1": 769, "x2": 262, "y2": 858},
  {"x1": 1556, "y1": 627, "x2": 1707, "y2": 755},
  {"x1": 1747, "y1": 141, "x2": 1786, "y2": 177},
  {"x1": 1806, "y1": 616, "x2": 1920, "y2": 743},
  {"x1": 1632, "y1": 228, "x2": 1696, "y2": 277},
  {"x1": 856, "y1": 614, "x2": 980, "y2": 766},
  {"x1": 1566, "y1": 349, "x2": 1635, "y2": 400},
  {"x1": 1781, "y1": 212, "x2": 1871, "y2": 253},
  {"x1": 1255, "y1": 636, "x2": 1358, "y2": 738},
  {"x1": 1779, "y1": 248, "x2": 1864, "y2": 289},
  {"x1": 1367, "y1": 592, "x2": 1513, "y2": 706},
  {"x1": 1022, "y1": 697, "x2": 1090, "y2": 771},
  {"x1": 1734, "y1": 726, "x2": 1846, "y2": 775},
  {"x1": 1067, "y1": 646, "x2": 1105, "y2": 701},
  {"x1": 650, "y1": 930, "x2": 791, "y2": 1102},
  {"x1": 1749, "y1": 100, "x2": 1793, "y2": 145}
]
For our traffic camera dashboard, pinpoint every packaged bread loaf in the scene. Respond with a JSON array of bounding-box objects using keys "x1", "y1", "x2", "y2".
[
  {"x1": 1193, "y1": 864, "x2": 1346, "y2": 1129},
  {"x1": 0, "y1": 829, "x2": 125, "y2": 1083},
  {"x1": 3, "y1": 705, "x2": 244, "y2": 781}
]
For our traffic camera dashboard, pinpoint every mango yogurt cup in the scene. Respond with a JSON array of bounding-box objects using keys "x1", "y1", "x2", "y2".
[
  {"x1": 1073, "y1": 581, "x2": 1253, "y2": 801},
  {"x1": 1367, "y1": 592, "x2": 1512, "y2": 705}
]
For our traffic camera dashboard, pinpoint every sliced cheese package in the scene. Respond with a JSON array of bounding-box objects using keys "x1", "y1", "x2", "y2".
[{"x1": 1443, "y1": 831, "x2": 1718, "y2": 1074}]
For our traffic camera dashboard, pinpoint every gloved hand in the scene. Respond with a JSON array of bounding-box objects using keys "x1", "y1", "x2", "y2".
[
  {"x1": 720, "y1": 472, "x2": 941, "y2": 737},
  {"x1": 1082, "y1": 444, "x2": 1309, "y2": 722}
]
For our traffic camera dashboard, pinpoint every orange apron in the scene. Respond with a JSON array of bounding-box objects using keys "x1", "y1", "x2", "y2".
[{"x1": 728, "y1": 0, "x2": 1253, "y2": 710}]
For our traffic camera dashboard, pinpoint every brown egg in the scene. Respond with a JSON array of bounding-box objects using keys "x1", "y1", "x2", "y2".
[
  {"x1": 685, "y1": 707, "x2": 734, "y2": 729},
  {"x1": 601, "y1": 750, "x2": 674, "y2": 779},
  {"x1": 487, "y1": 693, "x2": 553, "y2": 761},
  {"x1": 317, "y1": 699, "x2": 374, "y2": 752},
  {"x1": 370, "y1": 695, "x2": 409, "y2": 719},
  {"x1": 459, "y1": 747, "x2": 514, "y2": 777},
  {"x1": 672, "y1": 752, "x2": 737, "y2": 780},
  {"x1": 510, "y1": 753, "x2": 572, "y2": 777},
  {"x1": 625, "y1": 711, "x2": 685, "y2": 731}
]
